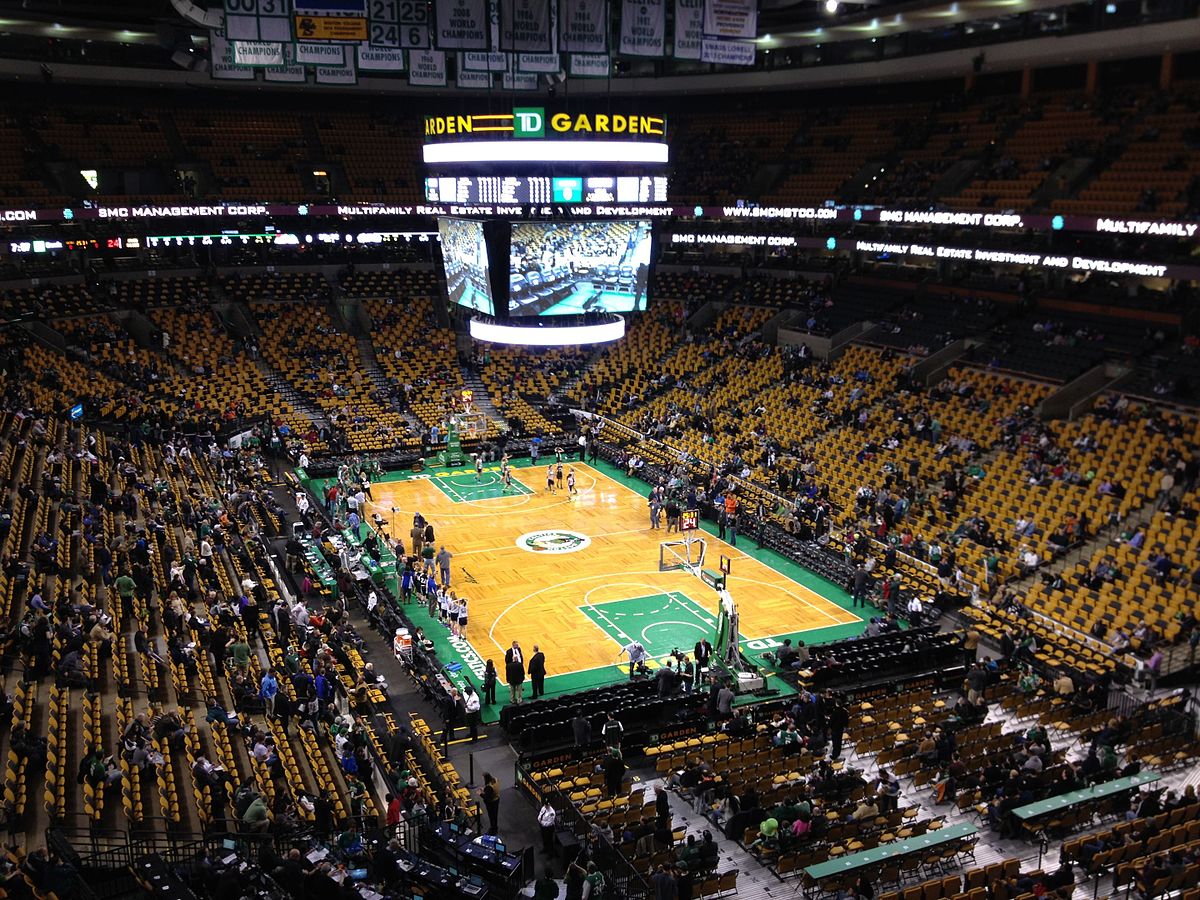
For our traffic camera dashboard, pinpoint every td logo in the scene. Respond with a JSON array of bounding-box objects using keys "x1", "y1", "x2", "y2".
[{"x1": 513, "y1": 107, "x2": 545, "y2": 138}]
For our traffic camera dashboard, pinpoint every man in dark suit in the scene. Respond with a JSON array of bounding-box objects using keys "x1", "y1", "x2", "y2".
[
  {"x1": 504, "y1": 640, "x2": 525, "y2": 705},
  {"x1": 528, "y1": 645, "x2": 547, "y2": 699},
  {"x1": 694, "y1": 638, "x2": 712, "y2": 674}
]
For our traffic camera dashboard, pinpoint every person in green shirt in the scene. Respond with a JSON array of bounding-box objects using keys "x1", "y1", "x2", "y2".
[
  {"x1": 584, "y1": 863, "x2": 605, "y2": 899},
  {"x1": 243, "y1": 794, "x2": 270, "y2": 832},
  {"x1": 228, "y1": 637, "x2": 251, "y2": 675},
  {"x1": 114, "y1": 572, "x2": 137, "y2": 603}
]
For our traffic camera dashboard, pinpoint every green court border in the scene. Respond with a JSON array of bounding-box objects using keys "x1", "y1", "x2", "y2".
[{"x1": 303, "y1": 457, "x2": 871, "y2": 720}]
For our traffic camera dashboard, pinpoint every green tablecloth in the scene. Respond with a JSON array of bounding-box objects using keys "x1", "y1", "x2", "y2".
[
  {"x1": 1013, "y1": 771, "x2": 1160, "y2": 821},
  {"x1": 804, "y1": 822, "x2": 977, "y2": 881}
]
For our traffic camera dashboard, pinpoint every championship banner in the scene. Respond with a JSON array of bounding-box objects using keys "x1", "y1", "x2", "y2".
[
  {"x1": 700, "y1": 37, "x2": 754, "y2": 64},
  {"x1": 456, "y1": 68, "x2": 494, "y2": 88},
  {"x1": 265, "y1": 43, "x2": 307, "y2": 81},
  {"x1": 702, "y1": 0, "x2": 756, "y2": 39},
  {"x1": 618, "y1": 0, "x2": 665, "y2": 56},
  {"x1": 461, "y1": 50, "x2": 509, "y2": 70},
  {"x1": 502, "y1": 70, "x2": 540, "y2": 90},
  {"x1": 357, "y1": 45, "x2": 407, "y2": 69},
  {"x1": 559, "y1": 0, "x2": 607, "y2": 53},
  {"x1": 673, "y1": 0, "x2": 703, "y2": 59},
  {"x1": 232, "y1": 41, "x2": 286, "y2": 66},
  {"x1": 295, "y1": 42, "x2": 348, "y2": 65},
  {"x1": 499, "y1": 0, "x2": 553, "y2": 52},
  {"x1": 568, "y1": 53, "x2": 610, "y2": 77},
  {"x1": 408, "y1": 48, "x2": 449, "y2": 84},
  {"x1": 316, "y1": 63, "x2": 359, "y2": 83},
  {"x1": 517, "y1": 52, "x2": 561, "y2": 72},
  {"x1": 210, "y1": 30, "x2": 256, "y2": 80},
  {"x1": 434, "y1": 0, "x2": 490, "y2": 49}
]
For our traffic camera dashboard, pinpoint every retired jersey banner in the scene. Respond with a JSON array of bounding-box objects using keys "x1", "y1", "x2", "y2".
[
  {"x1": 499, "y1": 0, "x2": 553, "y2": 52},
  {"x1": 408, "y1": 47, "x2": 449, "y2": 84},
  {"x1": 461, "y1": 50, "x2": 509, "y2": 70},
  {"x1": 210, "y1": 30, "x2": 256, "y2": 80},
  {"x1": 434, "y1": 0, "x2": 490, "y2": 49},
  {"x1": 559, "y1": 0, "x2": 607, "y2": 53},
  {"x1": 357, "y1": 45, "x2": 407, "y2": 69},
  {"x1": 700, "y1": 36, "x2": 754, "y2": 64},
  {"x1": 619, "y1": 0, "x2": 665, "y2": 56},
  {"x1": 672, "y1": 0, "x2": 703, "y2": 58},
  {"x1": 703, "y1": 0, "x2": 756, "y2": 39},
  {"x1": 568, "y1": 53, "x2": 610, "y2": 76}
]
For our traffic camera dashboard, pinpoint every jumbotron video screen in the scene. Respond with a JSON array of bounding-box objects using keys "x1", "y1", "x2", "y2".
[
  {"x1": 437, "y1": 217, "x2": 495, "y2": 315},
  {"x1": 508, "y1": 220, "x2": 653, "y2": 316}
]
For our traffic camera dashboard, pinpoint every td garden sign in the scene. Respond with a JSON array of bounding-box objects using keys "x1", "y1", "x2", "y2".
[{"x1": 424, "y1": 108, "x2": 667, "y2": 141}]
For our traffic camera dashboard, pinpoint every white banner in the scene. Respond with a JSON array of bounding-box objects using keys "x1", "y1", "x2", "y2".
[
  {"x1": 499, "y1": 0, "x2": 553, "y2": 52},
  {"x1": 517, "y1": 52, "x2": 560, "y2": 72},
  {"x1": 502, "y1": 70, "x2": 539, "y2": 90},
  {"x1": 210, "y1": 30, "x2": 256, "y2": 80},
  {"x1": 434, "y1": 0, "x2": 490, "y2": 49},
  {"x1": 618, "y1": 0, "x2": 665, "y2": 56},
  {"x1": 673, "y1": 0, "x2": 704, "y2": 58},
  {"x1": 568, "y1": 53, "x2": 610, "y2": 77},
  {"x1": 409, "y1": 48, "x2": 449, "y2": 85},
  {"x1": 456, "y1": 68, "x2": 494, "y2": 88},
  {"x1": 461, "y1": 50, "x2": 508, "y2": 70},
  {"x1": 357, "y1": 45, "x2": 406, "y2": 69},
  {"x1": 559, "y1": 0, "x2": 607, "y2": 53},
  {"x1": 232, "y1": 41, "x2": 285, "y2": 66},
  {"x1": 265, "y1": 43, "x2": 306, "y2": 81},
  {"x1": 700, "y1": 36, "x2": 754, "y2": 64},
  {"x1": 295, "y1": 42, "x2": 348, "y2": 65},
  {"x1": 316, "y1": 64, "x2": 358, "y2": 85},
  {"x1": 703, "y1": 0, "x2": 756, "y2": 39}
]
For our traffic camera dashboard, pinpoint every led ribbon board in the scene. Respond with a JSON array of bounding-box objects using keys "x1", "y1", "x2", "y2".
[
  {"x1": 423, "y1": 141, "x2": 669, "y2": 165},
  {"x1": 468, "y1": 316, "x2": 626, "y2": 345}
]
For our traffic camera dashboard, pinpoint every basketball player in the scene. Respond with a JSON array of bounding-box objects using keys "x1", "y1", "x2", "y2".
[
  {"x1": 567, "y1": 468, "x2": 577, "y2": 496},
  {"x1": 502, "y1": 466, "x2": 514, "y2": 493},
  {"x1": 546, "y1": 463, "x2": 556, "y2": 493},
  {"x1": 556, "y1": 463, "x2": 564, "y2": 491},
  {"x1": 475, "y1": 454, "x2": 484, "y2": 482}
]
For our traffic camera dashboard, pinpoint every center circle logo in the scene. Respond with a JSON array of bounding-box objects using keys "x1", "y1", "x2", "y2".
[{"x1": 516, "y1": 530, "x2": 591, "y2": 554}]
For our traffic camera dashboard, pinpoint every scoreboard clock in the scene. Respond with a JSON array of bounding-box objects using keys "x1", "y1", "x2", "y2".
[{"x1": 680, "y1": 509, "x2": 699, "y2": 531}]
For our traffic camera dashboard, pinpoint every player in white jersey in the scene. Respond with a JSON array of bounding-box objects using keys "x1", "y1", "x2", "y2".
[
  {"x1": 475, "y1": 455, "x2": 484, "y2": 482},
  {"x1": 567, "y1": 468, "x2": 577, "y2": 496},
  {"x1": 546, "y1": 464, "x2": 556, "y2": 493}
]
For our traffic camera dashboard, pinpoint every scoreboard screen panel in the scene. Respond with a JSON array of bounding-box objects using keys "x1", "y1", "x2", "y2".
[
  {"x1": 681, "y1": 509, "x2": 699, "y2": 531},
  {"x1": 425, "y1": 175, "x2": 667, "y2": 205}
]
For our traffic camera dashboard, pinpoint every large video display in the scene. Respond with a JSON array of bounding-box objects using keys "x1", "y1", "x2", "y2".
[
  {"x1": 437, "y1": 217, "x2": 495, "y2": 315},
  {"x1": 508, "y1": 221, "x2": 653, "y2": 316}
]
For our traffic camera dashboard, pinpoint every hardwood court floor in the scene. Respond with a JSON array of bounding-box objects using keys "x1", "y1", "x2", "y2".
[{"x1": 366, "y1": 461, "x2": 860, "y2": 683}]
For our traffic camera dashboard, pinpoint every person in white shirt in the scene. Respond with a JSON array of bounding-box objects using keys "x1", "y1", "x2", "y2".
[
  {"x1": 907, "y1": 596, "x2": 925, "y2": 626},
  {"x1": 463, "y1": 684, "x2": 481, "y2": 742},
  {"x1": 537, "y1": 800, "x2": 557, "y2": 855},
  {"x1": 438, "y1": 590, "x2": 452, "y2": 626}
]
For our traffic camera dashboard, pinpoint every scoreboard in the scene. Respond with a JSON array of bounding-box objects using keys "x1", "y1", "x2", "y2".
[{"x1": 425, "y1": 175, "x2": 668, "y2": 205}]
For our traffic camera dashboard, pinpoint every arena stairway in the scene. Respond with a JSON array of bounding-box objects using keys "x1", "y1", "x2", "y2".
[{"x1": 355, "y1": 335, "x2": 422, "y2": 435}]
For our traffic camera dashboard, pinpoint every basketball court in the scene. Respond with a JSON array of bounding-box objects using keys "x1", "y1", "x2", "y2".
[{"x1": 336, "y1": 459, "x2": 864, "y2": 717}]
